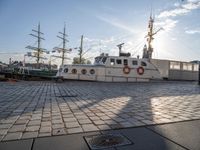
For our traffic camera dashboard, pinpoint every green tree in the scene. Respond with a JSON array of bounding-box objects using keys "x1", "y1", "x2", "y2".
[{"x1": 72, "y1": 57, "x2": 91, "y2": 64}]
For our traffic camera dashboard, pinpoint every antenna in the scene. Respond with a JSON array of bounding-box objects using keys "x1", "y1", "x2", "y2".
[
  {"x1": 78, "y1": 35, "x2": 84, "y2": 64},
  {"x1": 26, "y1": 23, "x2": 48, "y2": 69},
  {"x1": 53, "y1": 23, "x2": 71, "y2": 66},
  {"x1": 142, "y1": 14, "x2": 163, "y2": 59},
  {"x1": 117, "y1": 43, "x2": 124, "y2": 56}
]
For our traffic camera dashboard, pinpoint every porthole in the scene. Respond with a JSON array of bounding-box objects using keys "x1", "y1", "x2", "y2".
[
  {"x1": 71, "y1": 69, "x2": 77, "y2": 74},
  {"x1": 90, "y1": 69, "x2": 95, "y2": 75},
  {"x1": 64, "y1": 68, "x2": 68, "y2": 73},
  {"x1": 81, "y1": 69, "x2": 87, "y2": 74}
]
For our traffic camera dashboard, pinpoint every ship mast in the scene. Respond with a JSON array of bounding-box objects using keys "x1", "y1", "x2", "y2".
[
  {"x1": 142, "y1": 14, "x2": 162, "y2": 59},
  {"x1": 26, "y1": 23, "x2": 47, "y2": 69},
  {"x1": 53, "y1": 24, "x2": 71, "y2": 66}
]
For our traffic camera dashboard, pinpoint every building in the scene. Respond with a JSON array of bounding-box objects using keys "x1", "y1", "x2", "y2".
[{"x1": 151, "y1": 59, "x2": 199, "y2": 81}]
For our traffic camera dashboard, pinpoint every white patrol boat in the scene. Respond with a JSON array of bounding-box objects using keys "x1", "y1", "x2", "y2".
[{"x1": 56, "y1": 53, "x2": 162, "y2": 82}]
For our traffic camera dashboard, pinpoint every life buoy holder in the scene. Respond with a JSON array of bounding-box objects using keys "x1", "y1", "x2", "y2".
[
  {"x1": 123, "y1": 66, "x2": 131, "y2": 74},
  {"x1": 137, "y1": 67, "x2": 144, "y2": 75}
]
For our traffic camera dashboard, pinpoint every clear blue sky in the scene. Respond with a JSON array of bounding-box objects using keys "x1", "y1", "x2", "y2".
[{"x1": 0, "y1": 0, "x2": 200, "y2": 64}]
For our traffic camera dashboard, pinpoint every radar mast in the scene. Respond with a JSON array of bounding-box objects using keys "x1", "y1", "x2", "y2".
[{"x1": 142, "y1": 13, "x2": 162, "y2": 59}]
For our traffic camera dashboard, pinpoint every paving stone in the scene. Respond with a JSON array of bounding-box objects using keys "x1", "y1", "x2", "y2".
[
  {"x1": 93, "y1": 120, "x2": 105, "y2": 125},
  {"x1": 38, "y1": 132, "x2": 51, "y2": 137},
  {"x1": 0, "y1": 129, "x2": 8, "y2": 135},
  {"x1": 82, "y1": 124, "x2": 99, "y2": 132},
  {"x1": 8, "y1": 125, "x2": 26, "y2": 132},
  {"x1": 26, "y1": 126, "x2": 40, "y2": 132},
  {"x1": 22, "y1": 131, "x2": 38, "y2": 139},
  {"x1": 109, "y1": 124, "x2": 123, "y2": 129},
  {"x1": 120, "y1": 122, "x2": 134, "y2": 128},
  {"x1": 63, "y1": 117, "x2": 77, "y2": 122},
  {"x1": 52, "y1": 119, "x2": 63, "y2": 124},
  {"x1": 52, "y1": 123, "x2": 64, "y2": 129},
  {"x1": 15, "y1": 119, "x2": 29, "y2": 125},
  {"x1": 78, "y1": 119, "x2": 92, "y2": 124},
  {"x1": 0, "y1": 135, "x2": 4, "y2": 141},
  {"x1": 100, "y1": 116, "x2": 110, "y2": 120},
  {"x1": 67, "y1": 127, "x2": 83, "y2": 134},
  {"x1": 28, "y1": 120, "x2": 41, "y2": 126},
  {"x1": 97, "y1": 124, "x2": 111, "y2": 130},
  {"x1": 39, "y1": 126, "x2": 51, "y2": 133},
  {"x1": 65, "y1": 122, "x2": 80, "y2": 128},
  {"x1": 52, "y1": 128, "x2": 66, "y2": 135},
  {"x1": 0, "y1": 119, "x2": 16, "y2": 124},
  {"x1": 41, "y1": 121, "x2": 51, "y2": 126},
  {"x1": 0, "y1": 124, "x2": 12, "y2": 129},
  {"x1": 3, "y1": 132, "x2": 22, "y2": 141}
]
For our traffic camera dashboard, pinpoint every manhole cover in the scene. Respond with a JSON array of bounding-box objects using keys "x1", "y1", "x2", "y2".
[{"x1": 84, "y1": 134, "x2": 132, "y2": 150}]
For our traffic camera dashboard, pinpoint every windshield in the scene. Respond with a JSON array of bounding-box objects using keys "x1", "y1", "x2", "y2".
[{"x1": 94, "y1": 57, "x2": 107, "y2": 65}]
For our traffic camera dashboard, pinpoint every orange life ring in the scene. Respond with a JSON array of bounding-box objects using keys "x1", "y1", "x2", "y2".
[
  {"x1": 123, "y1": 66, "x2": 131, "y2": 74},
  {"x1": 137, "y1": 67, "x2": 144, "y2": 75}
]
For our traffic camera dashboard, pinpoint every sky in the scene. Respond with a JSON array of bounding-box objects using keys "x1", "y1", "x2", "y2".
[{"x1": 0, "y1": 0, "x2": 200, "y2": 65}]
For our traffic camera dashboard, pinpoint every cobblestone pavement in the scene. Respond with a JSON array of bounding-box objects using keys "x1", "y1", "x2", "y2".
[{"x1": 0, "y1": 81, "x2": 200, "y2": 141}]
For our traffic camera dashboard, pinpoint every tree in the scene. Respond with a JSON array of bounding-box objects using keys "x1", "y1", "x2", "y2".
[{"x1": 72, "y1": 57, "x2": 91, "y2": 64}]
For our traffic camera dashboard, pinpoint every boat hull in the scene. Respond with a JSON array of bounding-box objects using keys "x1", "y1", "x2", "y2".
[{"x1": 56, "y1": 65, "x2": 162, "y2": 82}]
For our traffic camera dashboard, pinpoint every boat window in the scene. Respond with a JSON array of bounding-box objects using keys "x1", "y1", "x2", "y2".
[
  {"x1": 81, "y1": 69, "x2": 87, "y2": 74},
  {"x1": 124, "y1": 59, "x2": 128, "y2": 65},
  {"x1": 64, "y1": 68, "x2": 68, "y2": 73},
  {"x1": 94, "y1": 57, "x2": 102, "y2": 64},
  {"x1": 102, "y1": 57, "x2": 107, "y2": 64},
  {"x1": 90, "y1": 69, "x2": 95, "y2": 74},
  {"x1": 132, "y1": 60, "x2": 138, "y2": 66},
  {"x1": 193, "y1": 64, "x2": 199, "y2": 71},
  {"x1": 110, "y1": 59, "x2": 115, "y2": 65},
  {"x1": 71, "y1": 69, "x2": 77, "y2": 74},
  {"x1": 183, "y1": 63, "x2": 192, "y2": 71},
  {"x1": 141, "y1": 61, "x2": 147, "y2": 67},
  {"x1": 116, "y1": 59, "x2": 122, "y2": 64},
  {"x1": 170, "y1": 62, "x2": 180, "y2": 70}
]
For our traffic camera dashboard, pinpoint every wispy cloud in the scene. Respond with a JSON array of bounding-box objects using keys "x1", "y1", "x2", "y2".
[
  {"x1": 155, "y1": 0, "x2": 200, "y2": 32},
  {"x1": 158, "y1": 8, "x2": 189, "y2": 18},
  {"x1": 96, "y1": 15, "x2": 139, "y2": 34},
  {"x1": 158, "y1": 0, "x2": 200, "y2": 18},
  {"x1": 185, "y1": 29, "x2": 200, "y2": 34},
  {"x1": 155, "y1": 19, "x2": 178, "y2": 32}
]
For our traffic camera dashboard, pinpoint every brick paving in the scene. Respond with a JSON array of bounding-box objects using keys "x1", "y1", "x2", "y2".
[{"x1": 0, "y1": 81, "x2": 200, "y2": 141}]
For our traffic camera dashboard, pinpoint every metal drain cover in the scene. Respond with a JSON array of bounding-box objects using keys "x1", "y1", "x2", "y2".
[{"x1": 84, "y1": 134, "x2": 132, "y2": 149}]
